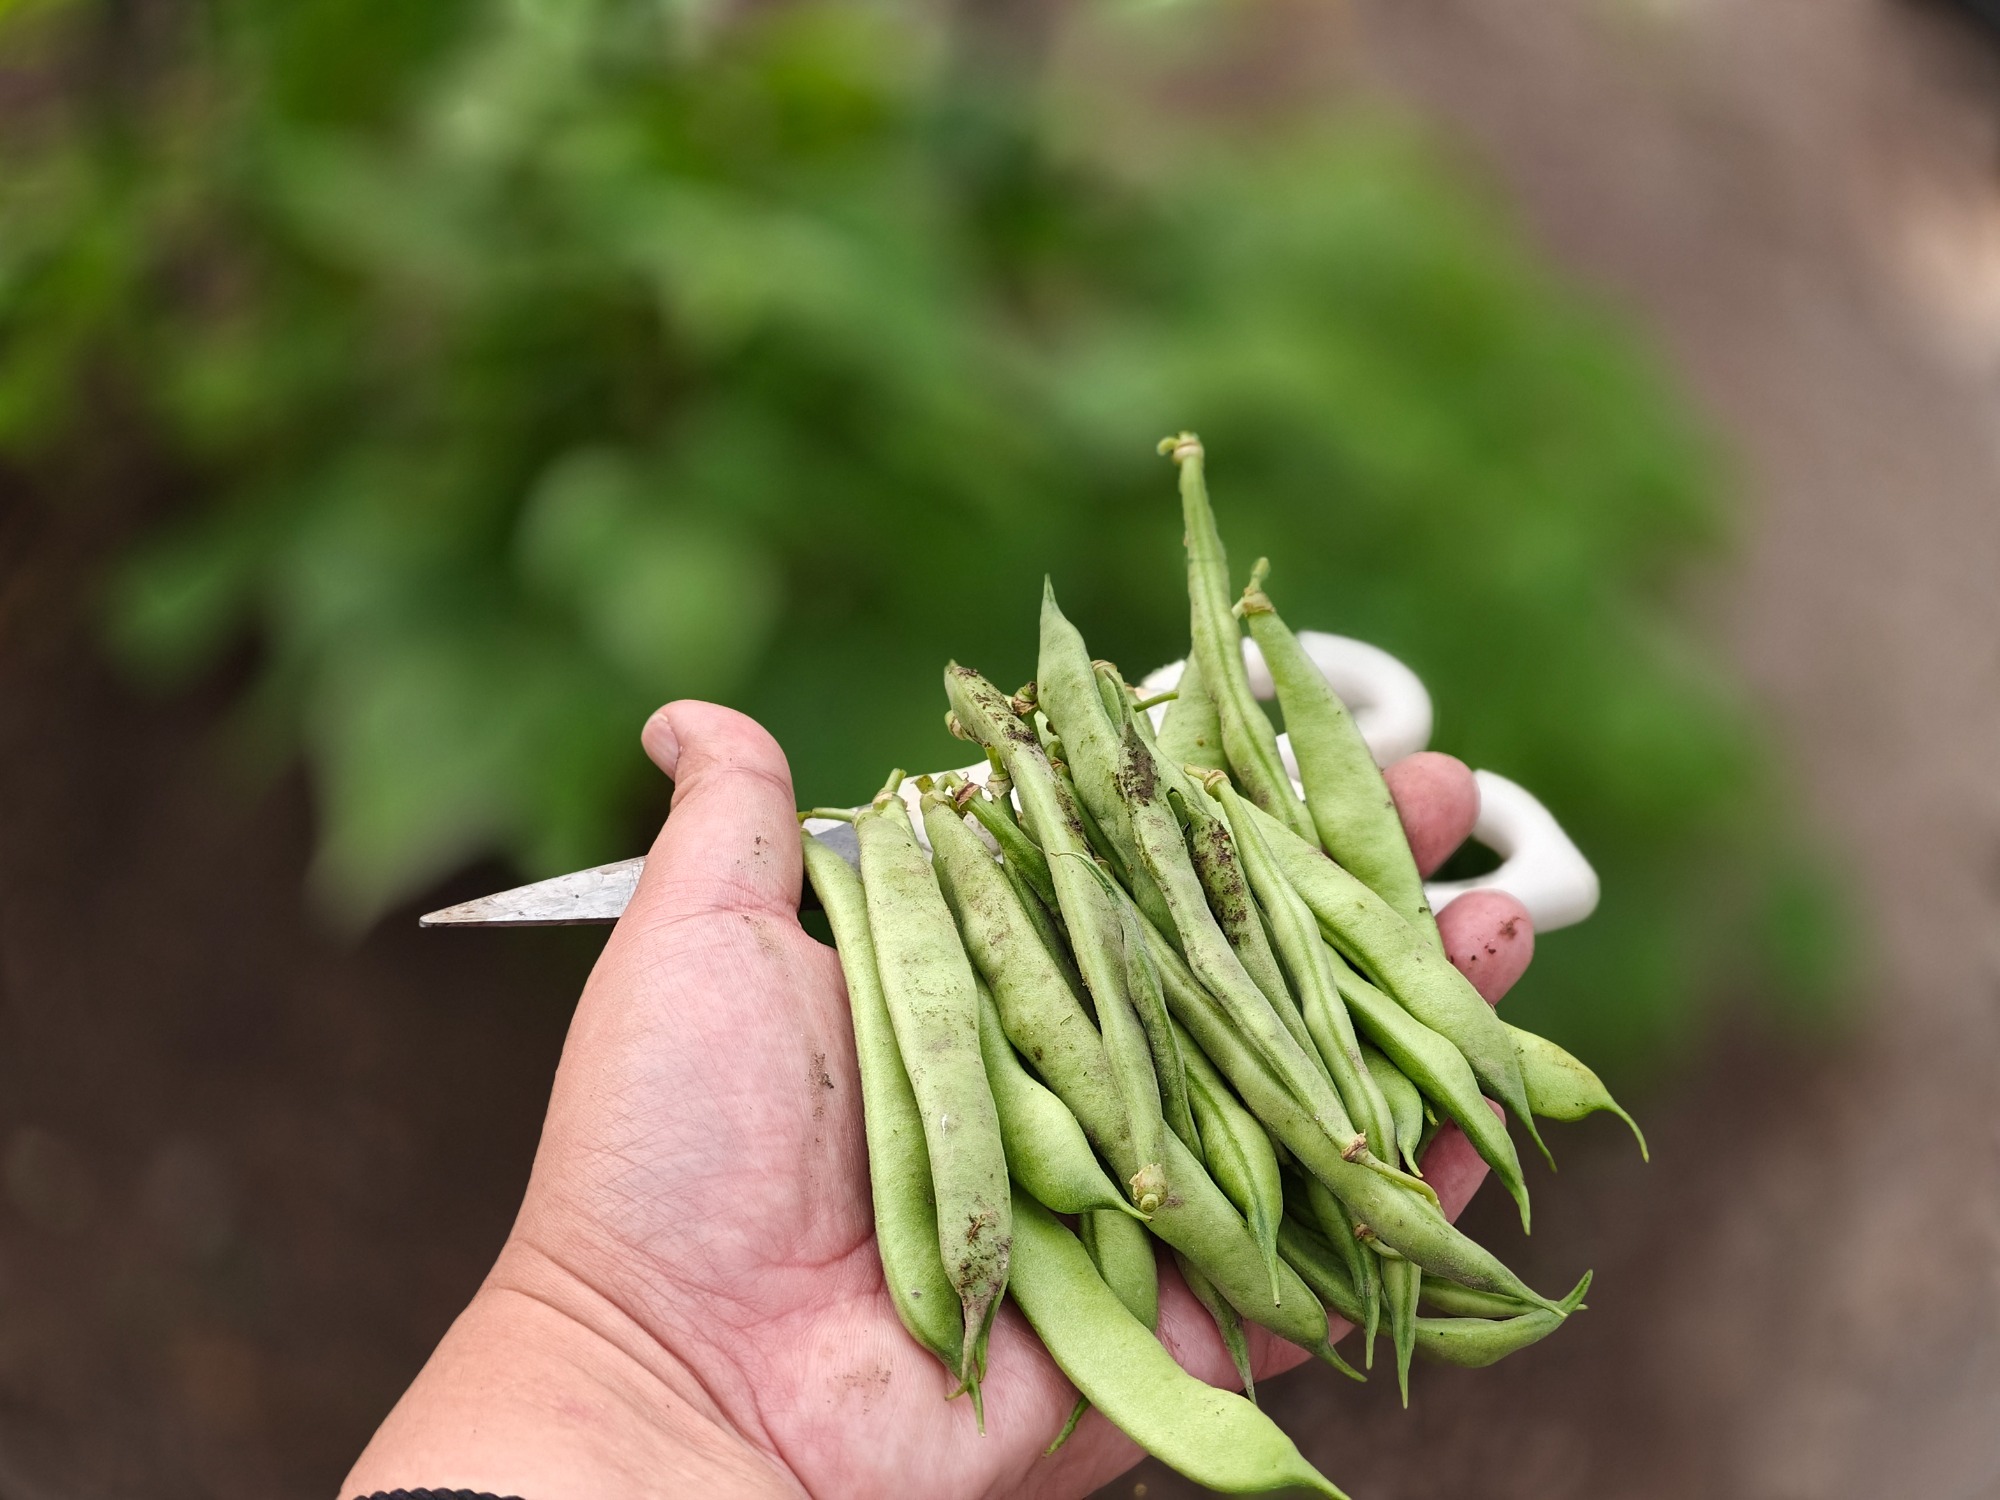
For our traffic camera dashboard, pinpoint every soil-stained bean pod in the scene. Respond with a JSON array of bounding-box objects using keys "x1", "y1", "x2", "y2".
[
  {"x1": 1330, "y1": 961, "x2": 1530, "y2": 1231},
  {"x1": 800, "y1": 833, "x2": 964, "y2": 1386},
  {"x1": 1509, "y1": 1023, "x2": 1648, "y2": 1160},
  {"x1": 1178, "y1": 786, "x2": 1305, "y2": 1043},
  {"x1": 965, "y1": 786, "x2": 1058, "y2": 911},
  {"x1": 1075, "y1": 861, "x2": 1171, "y2": 1215},
  {"x1": 1009, "y1": 1192, "x2": 1349, "y2": 1499},
  {"x1": 1382, "y1": 1251, "x2": 1421, "y2": 1407},
  {"x1": 1415, "y1": 1272, "x2": 1592, "y2": 1368},
  {"x1": 1161, "y1": 432, "x2": 1314, "y2": 841},
  {"x1": 1362, "y1": 1042, "x2": 1426, "y2": 1175},
  {"x1": 1233, "y1": 795, "x2": 1550, "y2": 1169},
  {"x1": 1082, "y1": 1207, "x2": 1161, "y2": 1330},
  {"x1": 940, "y1": 669, "x2": 1343, "y2": 1349},
  {"x1": 1186, "y1": 1051, "x2": 1285, "y2": 1304},
  {"x1": 855, "y1": 774, "x2": 1011, "y2": 1386},
  {"x1": 972, "y1": 974, "x2": 1137, "y2": 1220},
  {"x1": 1209, "y1": 773, "x2": 1400, "y2": 1180},
  {"x1": 1176, "y1": 1249, "x2": 1260, "y2": 1402},
  {"x1": 1240, "y1": 569, "x2": 1437, "y2": 943},
  {"x1": 1038, "y1": 584, "x2": 1174, "y2": 932},
  {"x1": 1155, "y1": 653, "x2": 1227, "y2": 776}
]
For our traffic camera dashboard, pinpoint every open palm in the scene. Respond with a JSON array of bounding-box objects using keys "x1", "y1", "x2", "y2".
[{"x1": 347, "y1": 700, "x2": 1534, "y2": 1500}]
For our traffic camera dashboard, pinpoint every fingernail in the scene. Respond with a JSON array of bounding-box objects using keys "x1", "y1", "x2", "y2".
[{"x1": 642, "y1": 708, "x2": 681, "y2": 778}]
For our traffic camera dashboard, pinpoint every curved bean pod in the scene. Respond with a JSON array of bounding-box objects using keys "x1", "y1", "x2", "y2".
[
  {"x1": 800, "y1": 833, "x2": 964, "y2": 1387},
  {"x1": 1414, "y1": 1272, "x2": 1592, "y2": 1368},
  {"x1": 1418, "y1": 1278, "x2": 1542, "y2": 1320},
  {"x1": 1510, "y1": 1023, "x2": 1648, "y2": 1160},
  {"x1": 1161, "y1": 432, "x2": 1313, "y2": 841},
  {"x1": 1361, "y1": 1042, "x2": 1426, "y2": 1175},
  {"x1": 855, "y1": 778, "x2": 1011, "y2": 1387},
  {"x1": 1010, "y1": 1191, "x2": 1347, "y2": 1499},
  {"x1": 1241, "y1": 570, "x2": 1437, "y2": 943},
  {"x1": 1233, "y1": 794, "x2": 1551, "y2": 1170},
  {"x1": 1382, "y1": 1251, "x2": 1421, "y2": 1407}
]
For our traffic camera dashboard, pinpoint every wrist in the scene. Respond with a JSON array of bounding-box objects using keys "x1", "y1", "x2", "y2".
[{"x1": 344, "y1": 1242, "x2": 798, "y2": 1500}]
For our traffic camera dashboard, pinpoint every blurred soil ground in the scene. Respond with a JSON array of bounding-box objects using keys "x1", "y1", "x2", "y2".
[{"x1": 1, "y1": 2, "x2": 1997, "y2": 1497}]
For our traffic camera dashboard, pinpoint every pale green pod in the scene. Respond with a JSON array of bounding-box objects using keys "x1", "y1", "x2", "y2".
[
  {"x1": 1155, "y1": 653, "x2": 1227, "y2": 777},
  {"x1": 1010, "y1": 1192, "x2": 1348, "y2": 1499},
  {"x1": 1382, "y1": 1252, "x2": 1421, "y2": 1407},
  {"x1": 1185, "y1": 1054, "x2": 1285, "y2": 1305},
  {"x1": 801, "y1": 834, "x2": 963, "y2": 1386},
  {"x1": 1415, "y1": 1272, "x2": 1593, "y2": 1368},
  {"x1": 855, "y1": 783, "x2": 1011, "y2": 1388},
  {"x1": 1082, "y1": 1207, "x2": 1160, "y2": 1331},
  {"x1": 1177, "y1": 1249, "x2": 1258, "y2": 1403},
  {"x1": 1163, "y1": 432, "x2": 1314, "y2": 841},
  {"x1": 1241, "y1": 574, "x2": 1437, "y2": 943},
  {"x1": 1362, "y1": 1042, "x2": 1426, "y2": 1174},
  {"x1": 1510, "y1": 1023, "x2": 1648, "y2": 1160}
]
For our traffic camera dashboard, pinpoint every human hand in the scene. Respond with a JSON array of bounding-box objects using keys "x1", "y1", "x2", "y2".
[{"x1": 344, "y1": 706, "x2": 1535, "y2": 1500}]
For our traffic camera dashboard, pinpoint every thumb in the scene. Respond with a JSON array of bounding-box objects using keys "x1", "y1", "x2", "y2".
[{"x1": 624, "y1": 700, "x2": 802, "y2": 928}]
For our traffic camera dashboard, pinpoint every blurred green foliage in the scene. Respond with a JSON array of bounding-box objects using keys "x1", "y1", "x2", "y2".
[{"x1": 0, "y1": 0, "x2": 1842, "y2": 1069}]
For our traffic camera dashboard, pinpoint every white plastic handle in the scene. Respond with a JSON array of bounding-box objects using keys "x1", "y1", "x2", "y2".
[{"x1": 807, "y1": 634, "x2": 1599, "y2": 933}]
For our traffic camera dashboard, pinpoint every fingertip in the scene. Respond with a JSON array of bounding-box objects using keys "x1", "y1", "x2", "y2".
[
  {"x1": 1384, "y1": 752, "x2": 1479, "y2": 877},
  {"x1": 1436, "y1": 889, "x2": 1535, "y2": 1005},
  {"x1": 641, "y1": 705, "x2": 681, "y2": 778}
]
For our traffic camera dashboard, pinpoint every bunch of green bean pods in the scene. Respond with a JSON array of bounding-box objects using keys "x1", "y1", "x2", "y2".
[{"x1": 800, "y1": 435, "x2": 1645, "y2": 1496}]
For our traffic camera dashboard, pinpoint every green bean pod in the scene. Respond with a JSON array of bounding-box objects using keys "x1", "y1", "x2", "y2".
[
  {"x1": 800, "y1": 833, "x2": 964, "y2": 1387},
  {"x1": 1240, "y1": 570, "x2": 1437, "y2": 943},
  {"x1": 1382, "y1": 1251, "x2": 1421, "y2": 1407},
  {"x1": 1362, "y1": 1042, "x2": 1426, "y2": 1175},
  {"x1": 1155, "y1": 652, "x2": 1227, "y2": 777},
  {"x1": 855, "y1": 779, "x2": 1012, "y2": 1386},
  {"x1": 1414, "y1": 1272, "x2": 1592, "y2": 1368},
  {"x1": 1185, "y1": 1046, "x2": 1286, "y2": 1304},
  {"x1": 1176, "y1": 1249, "x2": 1259, "y2": 1402},
  {"x1": 973, "y1": 974, "x2": 1137, "y2": 1220},
  {"x1": 1178, "y1": 787, "x2": 1306, "y2": 1043},
  {"x1": 1233, "y1": 794, "x2": 1551, "y2": 1169},
  {"x1": 1330, "y1": 960, "x2": 1531, "y2": 1232},
  {"x1": 1084, "y1": 870, "x2": 1172, "y2": 1215},
  {"x1": 1082, "y1": 1207, "x2": 1161, "y2": 1330},
  {"x1": 1162, "y1": 432, "x2": 1314, "y2": 841},
  {"x1": 1418, "y1": 1278, "x2": 1543, "y2": 1320},
  {"x1": 1010, "y1": 1192, "x2": 1348, "y2": 1499},
  {"x1": 1510, "y1": 1023, "x2": 1649, "y2": 1160},
  {"x1": 1307, "y1": 1175, "x2": 1378, "y2": 1358}
]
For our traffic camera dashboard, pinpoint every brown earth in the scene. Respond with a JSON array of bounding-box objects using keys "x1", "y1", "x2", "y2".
[{"x1": 2, "y1": 2, "x2": 1997, "y2": 1498}]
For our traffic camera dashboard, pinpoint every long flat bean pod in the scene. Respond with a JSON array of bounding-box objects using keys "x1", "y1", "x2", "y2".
[
  {"x1": 855, "y1": 777, "x2": 1011, "y2": 1386},
  {"x1": 1382, "y1": 1251, "x2": 1421, "y2": 1406},
  {"x1": 1010, "y1": 1192, "x2": 1347, "y2": 1498},
  {"x1": 800, "y1": 833, "x2": 963, "y2": 1386},
  {"x1": 1161, "y1": 432, "x2": 1314, "y2": 841},
  {"x1": 1240, "y1": 567, "x2": 1437, "y2": 943},
  {"x1": 1082, "y1": 1208, "x2": 1160, "y2": 1329},
  {"x1": 1233, "y1": 794, "x2": 1550, "y2": 1168}
]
